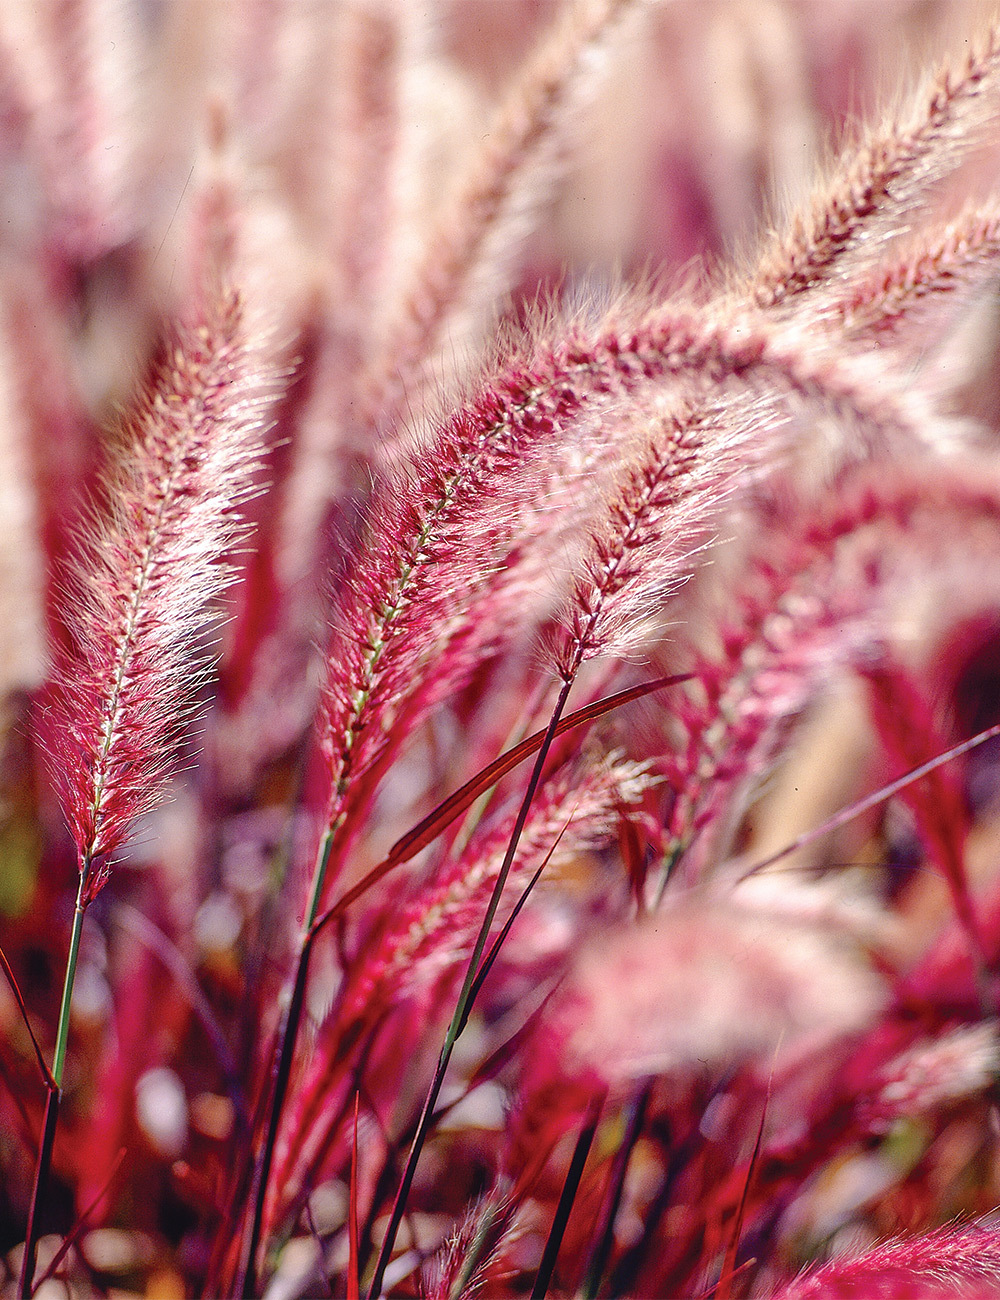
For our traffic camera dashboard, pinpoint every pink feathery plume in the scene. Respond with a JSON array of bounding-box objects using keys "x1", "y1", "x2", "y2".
[
  {"x1": 831, "y1": 201, "x2": 1000, "y2": 339},
  {"x1": 854, "y1": 1023, "x2": 1000, "y2": 1136},
  {"x1": 55, "y1": 279, "x2": 273, "y2": 886},
  {"x1": 550, "y1": 399, "x2": 746, "y2": 680},
  {"x1": 766, "y1": 1224, "x2": 1000, "y2": 1300},
  {"x1": 670, "y1": 457, "x2": 1000, "y2": 869},
  {"x1": 369, "y1": 0, "x2": 642, "y2": 436},
  {"x1": 750, "y1": 25, "x2": 1000, "y2": 310},
  {"x1": 528, "y1": 897, "x2": 885, "y2": 1091},
  {"x1": 662, "y1": 535, "x2": 867, "y2": 876},
  {"x1": 318, "y1": 299, "x2": 932, "y2": 875},
  {"x1": 0, "y1": 0, "x2": 139, "y2": 264},
  {"x1": 420, "y1": 1187, "x2": 518, "y2": 1300}
]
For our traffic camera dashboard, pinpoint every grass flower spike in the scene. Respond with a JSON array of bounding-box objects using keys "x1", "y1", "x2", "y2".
[{"x1": 57, "y1": 278, "x2": 272, "y2": 880}]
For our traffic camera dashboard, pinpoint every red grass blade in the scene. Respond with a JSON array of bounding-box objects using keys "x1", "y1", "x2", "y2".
[
  {"x1": 713, "y1": 1075, "x2": 771, "y2": 1300},
  {"x1": 32, "y1": 1148, "x2": 126, "y2": 1291},
  {"x1": 389, "y1": 673, "x2": 691, "y2": 867}
]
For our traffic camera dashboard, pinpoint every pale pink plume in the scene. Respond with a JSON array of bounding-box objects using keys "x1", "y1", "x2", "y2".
[
  {"x1": 750, "y1": 25, "x2": 1000, "y2": 310},
  {"x1": 55, "y1": 281, "x2": 274, "y2": 878},
  {"x1": 535, "y1": 895, "x2": 886, "y2": 1088},
  {"x1": 317, "y1": 295, "x2": 934, "y2": 882},
  {"x1": 855, "y1": 1022, "x2": 1000, "y2": 1135}
]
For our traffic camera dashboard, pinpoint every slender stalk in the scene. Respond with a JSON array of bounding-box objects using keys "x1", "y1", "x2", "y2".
[
  {"x1": 578, "y1": 1084, "x2": 652, "y2": 1299},
  {"x1": 0, "y1": 944, "x2": 55, "y2": 1091},
  {"x1": 52, "y1": 885, "x2": 87, "y2": 1090},
  {"x1": 234, "y1": 829, "x2": 335, "y2": 1296},
  {"x1": 18, "y1": 1087, "x2": 60, "y2": 1300},
  {"x1": 714, "y1": 1080, "x2": 771, "y2": 1300},
  {"x1": 366, "y1": 677, "x2": 574, "y2": 1299},
  {"x1": 467, "y1": 849, "x2": 556, "y2": 1014},
  {"x1": 305, "y1": 829, "x2": 337, "y2": 932},
  {"x1": 19, "y1": 867, "x2": 89, "y2": 1299},
  {"x1": 348, "y1": 1094, "x2": 361, "y2": 1300},
  {"x1": 532, "y1": 1092, "x2": 604, "y2": 1300}
]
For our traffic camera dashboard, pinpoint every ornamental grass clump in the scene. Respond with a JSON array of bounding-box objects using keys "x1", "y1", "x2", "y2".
[{"x1": 6, "y1": 3, "x2": 1000, "y2": 1298}]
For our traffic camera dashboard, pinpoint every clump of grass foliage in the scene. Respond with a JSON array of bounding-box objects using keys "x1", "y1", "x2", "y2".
[{"x1": 4, "y1": 2, "x2": 1000, "y2": 1297}]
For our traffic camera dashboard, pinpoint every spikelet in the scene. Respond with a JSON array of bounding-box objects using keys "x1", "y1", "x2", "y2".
[{"x1": 664, "y1": 545, "x2": 864, "y2": 873}]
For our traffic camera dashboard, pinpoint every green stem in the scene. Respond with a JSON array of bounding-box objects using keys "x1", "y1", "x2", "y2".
[
  {"x1": 305, "y1": 829, "x2": 335, "y2": 930},
  {"x1": 53, "y1": 887, "x2": 87, "y2": 1089},
  {"x1": 20, "y1": 868, "x2": 89, "y2": 1299}
]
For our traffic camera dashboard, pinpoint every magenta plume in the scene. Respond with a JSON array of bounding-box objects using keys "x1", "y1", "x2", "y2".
[
  {"x1": 56, "y1": 283, "x2": 272, "y2": 883},
  {"x1": 856, "y1": 1023, "x2": 1000, "y2": 1136},
  {"x1": 318, "y1": 299, "x2": 931, "y2": 870},
  {"x1": 831, "y1": 201, "x2": 1000, "y2": 338},
  {"x1": 766, "y1": 1224, "x2": 1000, "y2": 1300}
]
